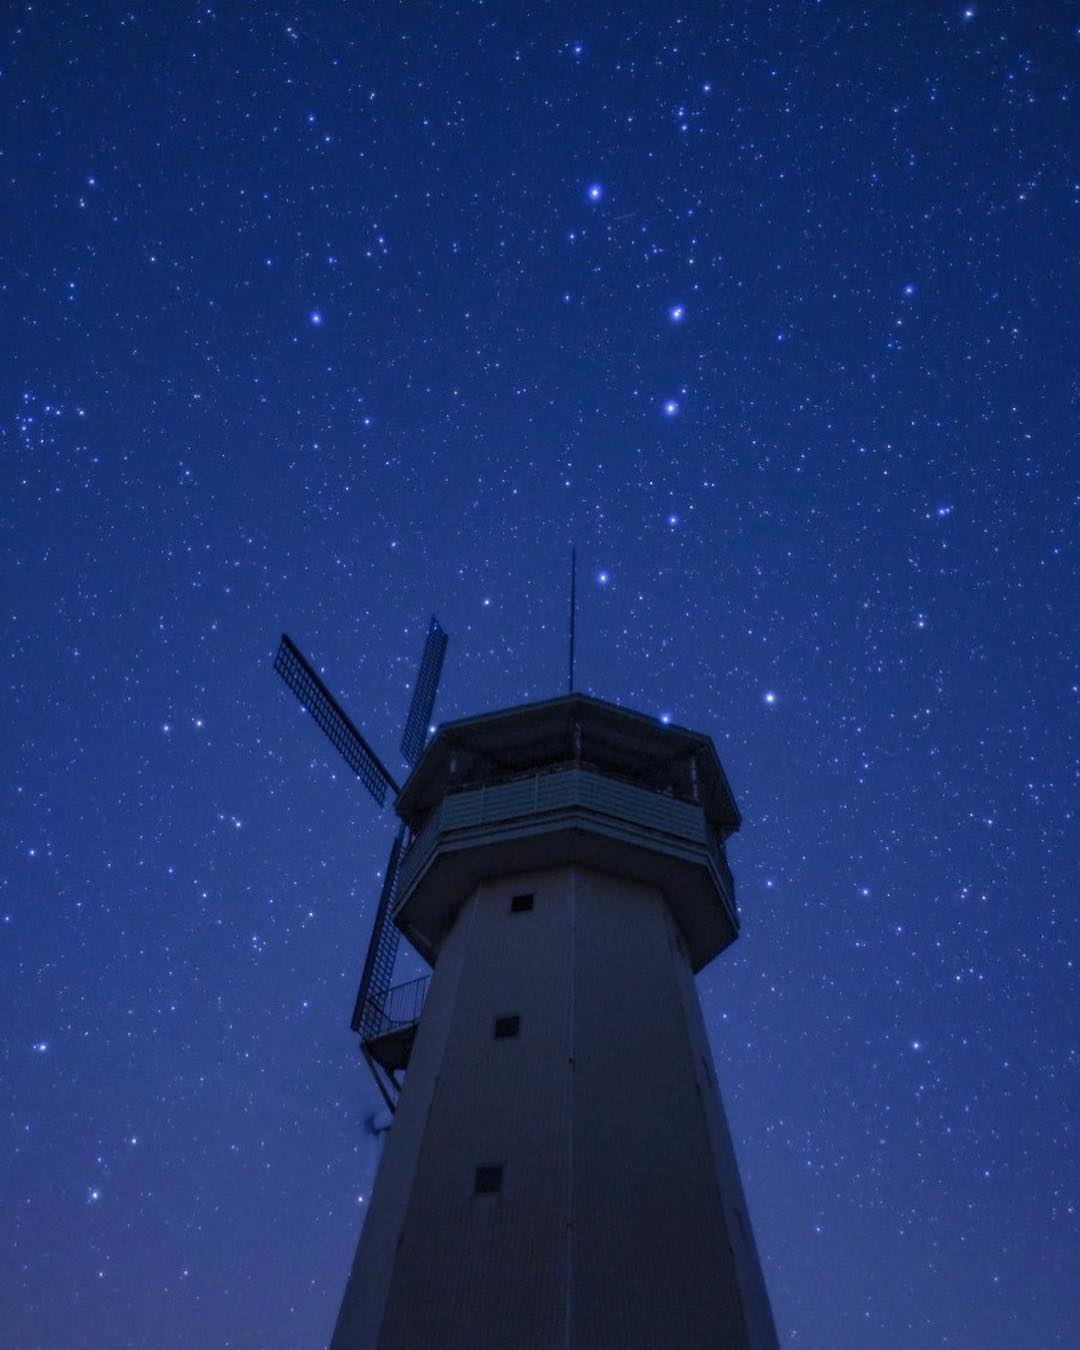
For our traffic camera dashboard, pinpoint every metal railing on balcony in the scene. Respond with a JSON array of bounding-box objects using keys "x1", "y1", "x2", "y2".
[
  {"x1": 397, "y1": 766, "x2": 736, "y2": 918},
  {"x1": 358, "y1": 973, "x2": 430, "y2": 1044}
]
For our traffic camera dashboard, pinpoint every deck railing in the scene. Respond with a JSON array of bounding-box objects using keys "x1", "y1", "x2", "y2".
[
  {"x1": 397, "y1": 766, "x2": 736, "y2": 919},
  {"x1": 359, "y1": 974, "x2": 430, "y2": 1043}
]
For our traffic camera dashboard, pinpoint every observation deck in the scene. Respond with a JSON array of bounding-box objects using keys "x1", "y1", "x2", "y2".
[{"x1": 392, "y1": 693, "x2": 741, "y2": 973}]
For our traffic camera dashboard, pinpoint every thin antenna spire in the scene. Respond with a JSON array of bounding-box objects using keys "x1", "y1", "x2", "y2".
[{"x1": 568, "y1": 546, "x2": 577, "y2": 694}]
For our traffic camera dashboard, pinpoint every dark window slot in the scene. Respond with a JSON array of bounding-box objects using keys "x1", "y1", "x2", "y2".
[{"x1": 474, "y1": 1164, "x2": 503, "y2": 1195}]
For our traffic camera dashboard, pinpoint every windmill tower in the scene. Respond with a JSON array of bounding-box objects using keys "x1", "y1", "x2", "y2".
[
  {"x1": 274, "y1": 606, "x2": 777, "y2": 1347},
  {"x1": 278, "y1": 652, "x2": 781, "y2": 1346}
]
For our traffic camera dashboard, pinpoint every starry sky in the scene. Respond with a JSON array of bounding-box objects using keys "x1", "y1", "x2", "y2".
[{"x1": 4, "y1": 4, "x2": 1078, "y2": 1347}]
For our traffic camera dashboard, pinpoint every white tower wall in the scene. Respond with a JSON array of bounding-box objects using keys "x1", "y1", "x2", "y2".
[{"x1": 331, "y1": 863, "x2": 777, "y2": 1350}]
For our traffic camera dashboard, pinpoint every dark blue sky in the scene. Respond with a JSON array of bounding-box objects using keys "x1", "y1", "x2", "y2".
[{"x1": 5, "y1": 4, "x2": 1077, "y2": 1347}]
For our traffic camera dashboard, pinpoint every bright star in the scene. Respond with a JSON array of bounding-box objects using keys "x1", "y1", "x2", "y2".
[
  {"x1": 669, "y1": 304, "x2": 685, "y2": 322},
  {"x1": 587, "y1": 183, "x2": 603, "y2": 201},
  {"x1": 763, "y1": 691, "x2": 777, "y2": 705},
  {"x1": 308, "y1": 309, "x2": 324, "y2": 326},
  {"x1": 663, "y1": 399, "x2": 679, "y2": 416},
  {"x1": 597, "y1": 570, "x2": 610, "y2": 585}
]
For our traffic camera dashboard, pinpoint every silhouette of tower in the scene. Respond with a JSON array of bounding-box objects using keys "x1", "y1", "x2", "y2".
[{"x1": 329, "y1": 693, "x2": 778, "y2": 1349}]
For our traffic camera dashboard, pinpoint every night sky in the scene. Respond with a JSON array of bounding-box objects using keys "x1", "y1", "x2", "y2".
[{"x1": 5, "y1": 4, "x2": 1078, "y2": 1347}]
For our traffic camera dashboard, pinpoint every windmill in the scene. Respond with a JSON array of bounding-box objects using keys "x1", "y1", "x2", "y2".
[{"x1": 273, "y1": 617, "x2": 448, "y2": 1110}]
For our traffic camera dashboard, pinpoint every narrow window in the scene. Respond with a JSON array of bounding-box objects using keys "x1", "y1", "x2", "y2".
[
  {"x1": 493, "y1": 1015, "x2": 520, "y2": 1039},
  {"x1": 474, "y1": 1164, "x2": 503, "y2": 1195},
  {"x1": 510, "y1": 893, "x2": 534, "y2": 913}
]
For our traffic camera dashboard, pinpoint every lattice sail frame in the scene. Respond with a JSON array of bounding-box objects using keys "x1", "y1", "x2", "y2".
[
  {"x1": 351, "y1": 828, "x2": 405, "y2": 1037},
  {"x1": 274, "y1": 618, "x2": 448, "y2": 1107},
  {"x1": 400, "y1": 617, "x2": 448, "y2": 768},
  {"x1": 274, "y1": 635, "x2": 399, "y2": 805}
]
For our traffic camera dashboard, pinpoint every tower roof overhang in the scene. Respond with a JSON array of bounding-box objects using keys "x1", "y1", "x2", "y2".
[{"x1": 395, "y1": 693, "x2": 741, "y2": 835}]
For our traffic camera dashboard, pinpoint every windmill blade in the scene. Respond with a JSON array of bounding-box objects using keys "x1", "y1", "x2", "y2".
[
  {"x1": 400, "y1": 616, "x2": 449, "y2": 768},
  {"x1": 351, "y1": 827, "x2": 405, "y2": 1037},
  {"x1": 274, "y1": 634, "x2": 400, "y2": 806}
]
